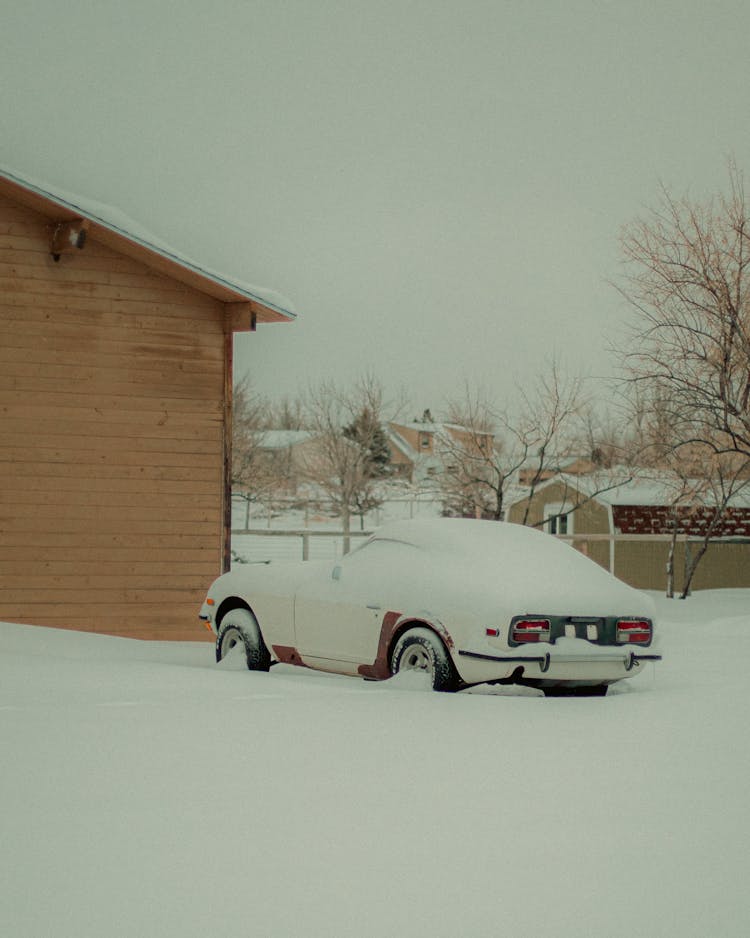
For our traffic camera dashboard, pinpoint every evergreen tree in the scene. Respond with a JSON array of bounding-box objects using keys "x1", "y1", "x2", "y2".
[{"x1": 343, "y1": 407, "x2": 391, "y2": 479}]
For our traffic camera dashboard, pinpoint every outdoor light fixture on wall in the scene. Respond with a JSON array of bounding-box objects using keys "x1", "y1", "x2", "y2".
[{"x1": 49, "y1": 217, "x2": 89, "y2": 261}]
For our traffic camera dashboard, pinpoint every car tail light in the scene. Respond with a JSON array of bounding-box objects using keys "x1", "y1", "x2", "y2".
[
  {"x1": 616, "y1": 619, "x2": 652, "y2": 644},
  {"x1": 511, "y1": 618, "x2": 551, "y2": 643}
]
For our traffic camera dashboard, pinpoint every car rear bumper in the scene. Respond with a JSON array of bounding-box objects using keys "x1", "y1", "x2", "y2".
[
  {"x1": 459, "y1": 648, "x2": 662, "y2": 671},
  {"x1": 456, "y1": 639, "x2": 661, "y2": 686}
]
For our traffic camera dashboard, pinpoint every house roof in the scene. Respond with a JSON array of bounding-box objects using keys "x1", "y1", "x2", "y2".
[
  {"x1": 508, "y1": 470, "x2": 750, "y2": 509},
  {"x1": 387, "y1": 427, "x2": 419, "y2": 460},
  {"x1": 517, "y1": 455, "x2": 594, "y2": 474},
  {"x1": 386, "y1": 426, "x2": 441, "y2": 468},
  {"x1": 441, "y1": 422, "x2": 493, "y2": 437},
  {"x1": 390, "y1": 420, "x2": 491, "y2": 439},
  {"x1": 391, "y1": 421, "x2": 440, "y2": 434},
  {"x1": 0, "y1": 165, "x2": 296, "y2": 324}
]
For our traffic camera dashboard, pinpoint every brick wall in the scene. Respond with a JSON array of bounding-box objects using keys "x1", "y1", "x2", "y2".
[{"x1": 613, "y1": 505, "x2": 750, "y2": 537}]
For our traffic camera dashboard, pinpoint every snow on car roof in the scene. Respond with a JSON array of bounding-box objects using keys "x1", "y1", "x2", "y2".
[
  {"x1": 370, "y1": 518, "x2": 650, "y2": 615},
  {"x1": 373, "y1": 517, "x2": 564, "y2": 555}
]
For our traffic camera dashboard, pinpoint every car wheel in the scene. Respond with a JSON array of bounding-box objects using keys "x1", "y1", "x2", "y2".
[
  {"x1": 216, "y1": 608, "x2": 271, "y2": 672},
  {"x1": 390, "y1": 627, "x2": 459, "y2": 692}
]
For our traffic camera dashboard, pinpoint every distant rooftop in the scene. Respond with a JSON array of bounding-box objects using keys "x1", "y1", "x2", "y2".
[{"x1": 512, "y1": 470, "x2": 750, "y2": 509}]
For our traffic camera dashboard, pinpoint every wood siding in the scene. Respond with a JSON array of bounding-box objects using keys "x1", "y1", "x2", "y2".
[{"x1": 0, "y1": 192, "x2": 226, "y2": 640}]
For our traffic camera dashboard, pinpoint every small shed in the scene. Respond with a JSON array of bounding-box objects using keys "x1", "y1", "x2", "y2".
[
  {"x1": 506, "y1": 474, "x2": 750, "y2": 592},
  {"x1": 0, "y1": 167, "x2": 295, "y2": 640}
]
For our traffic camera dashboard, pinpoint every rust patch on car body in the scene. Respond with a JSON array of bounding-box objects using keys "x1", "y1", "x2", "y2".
[
  {"x1": 358, "y1": 610, "x2": 402, "y2": 680},
  {"x1": 437, "y1": 620, "x2": 454, "y2": 650},
  {"x1": 272, "y1": 645, "x2": 309, "y2": 668},
  {"x1": 358, "y1": 611, "x2": 454, "y2": 681}
]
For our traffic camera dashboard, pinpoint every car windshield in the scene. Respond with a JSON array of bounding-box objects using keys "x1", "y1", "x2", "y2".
[
  {"x1": 345, "y1": 536, "x2": 421, "y2": 563},
  {"x1": 348, "y1": 534, "x2": 420, "y2": 557}
]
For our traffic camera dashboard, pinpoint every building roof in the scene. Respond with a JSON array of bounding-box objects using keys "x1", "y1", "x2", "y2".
[
  {"x1": 387, "y1": 427, "x2": 419, "y2": 460},
  {"x1": 441, "y1": 422, "x2": 493, "y2": 437},
  {"x1": 392, "y1": 421, "x2": 439, "y2": 434},
  {"x1": 391, "y1": 419, "x2": 491, "y2": 437},
  {"x1": 509, "y1": 470, "x2": 750, "y2": 509},
  {"x1": 0, "y1": 165, "x2": 296, "y2": 323},
  {"x1": 517, "y1": 455, "x2": 594, "y2": 475}
]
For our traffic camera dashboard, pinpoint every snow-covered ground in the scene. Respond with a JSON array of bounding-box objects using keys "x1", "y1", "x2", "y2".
[{"x1": 2, "y1": 591, "x2": 749, "y2": 938}]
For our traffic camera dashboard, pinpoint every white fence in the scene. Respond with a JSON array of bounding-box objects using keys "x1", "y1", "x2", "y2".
[
  {"x1": 230, "y1": 493, "x2": 442, "y2": 564},
  {"x1": 229, "y1": 528, "x2": 697, "y2": 568},
  {"x1": 231, "y1": 528, "x2": 373, "y2": 564}
]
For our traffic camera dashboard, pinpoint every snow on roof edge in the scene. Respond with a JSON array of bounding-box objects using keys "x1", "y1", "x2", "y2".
[
  {"x1": 387, "y1": 427, "x2": 418, "y2": 460},
  {"x1": 0, "y1": 164, "x2": 296, "y2": 320},
  {"x1": 506, "y1": 470, "x2": 750, "y2": 509}
]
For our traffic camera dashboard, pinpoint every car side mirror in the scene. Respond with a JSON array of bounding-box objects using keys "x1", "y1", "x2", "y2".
[{"x1": 332, "y1": 565, "x2": 342, "y2": 581}]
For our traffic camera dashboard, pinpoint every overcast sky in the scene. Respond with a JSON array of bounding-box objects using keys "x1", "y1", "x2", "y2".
[{"x1": 3, "y1": 1, "x2": 750, "y2": 417}]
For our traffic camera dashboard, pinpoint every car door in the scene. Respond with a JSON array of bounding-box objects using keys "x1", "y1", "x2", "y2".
[{"x1": 293, "y1": 541, "x2": 393, "y2": 664}]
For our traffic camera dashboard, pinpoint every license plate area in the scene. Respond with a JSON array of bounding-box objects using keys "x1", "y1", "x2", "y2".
[{"x1": 561, "y1": 617, "x2": 602, "y2": 642}]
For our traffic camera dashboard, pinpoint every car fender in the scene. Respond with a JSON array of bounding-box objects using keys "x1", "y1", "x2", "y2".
[
  {"x1": 357, "y1": 609, "x2": 457, "y2": 681},
  {"x1": 202, "y1": 567, "x2": 297, "y2": 650}
]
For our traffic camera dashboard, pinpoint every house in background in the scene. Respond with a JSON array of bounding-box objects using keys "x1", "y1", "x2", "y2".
[
  {"x1": 387, "y1": 414, "x2": 494, "y2": 485},
  {"x1": 255, "y1": 430, "x2": 318, "y2": 495},
  {"x1": 506, "y1": 473, "x2": 750, "y2": 592},
  {"x1": 0, "y1": 166, "x2": 295, "y2": 640}
]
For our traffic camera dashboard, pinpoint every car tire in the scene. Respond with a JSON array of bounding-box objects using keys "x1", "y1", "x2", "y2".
[
  {"x1": 390, "y1": 626, "x2": 459, "y2": 693},
  {"x1": 216, "y1": 607, "x2": 271, "y2": 672}
]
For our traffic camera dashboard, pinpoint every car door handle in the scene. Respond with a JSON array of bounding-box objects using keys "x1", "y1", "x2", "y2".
[{"x1": 366, "y1": 604, "x2": 381, "y2": 610}]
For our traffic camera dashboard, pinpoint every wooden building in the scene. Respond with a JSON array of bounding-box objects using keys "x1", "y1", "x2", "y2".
[{"x1": 0, "y1": 167, "x2": 294, "y2": 640}]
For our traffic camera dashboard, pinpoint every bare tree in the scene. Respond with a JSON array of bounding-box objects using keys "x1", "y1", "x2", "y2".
[
  {"x1": 619, "y1": 381, "x2": 682, "y2": 468},
  {"x1": 343, "y1": 405, "x2": 392, "y2": 528},
  {"x1": 616, "y1": 165, "x2": 750, "y2": 590},
  {"x1": 439, "y1": 363, "x2": 593, "y2": 522},
  {"x1": 658, "y1": 452, "x2": 750, "y2": 598},
  {"x1": 514, "y1": 360, "x2": 588, "y2": 524},
  {"x1": 661, "y1": 473, "x2": 697, "y2": 599},
  {"x1": 231, "y1": 378, "x2": 278, "y2": 526},
  {"x1": 438, "y1": 389, "x2": 524, "y2": 520},
  {"x1": 615, "y1": 380, "x2": 750, "y2": 595},
  {"x1": 618, "y1": 162, "x2": 750, "y2": 461},
  {"x1": 299, "y1": 376, "x2": 390, "y2": 551},
  {"x1": 269, "y1": 394, "x2": 307, "y2": 430},
  {"x1": 578, "y1": 390, "x2": 662, "y2": 470}
]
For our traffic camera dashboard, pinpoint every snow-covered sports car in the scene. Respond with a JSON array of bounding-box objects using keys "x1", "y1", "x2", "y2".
[{"x1": 199, "y1": 518, "x2": 661, "y2": 695}]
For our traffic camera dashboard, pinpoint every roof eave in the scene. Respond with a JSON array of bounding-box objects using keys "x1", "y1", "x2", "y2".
[{"x1": 0, "y1": 167, "x2": 296, "y2": 323}]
